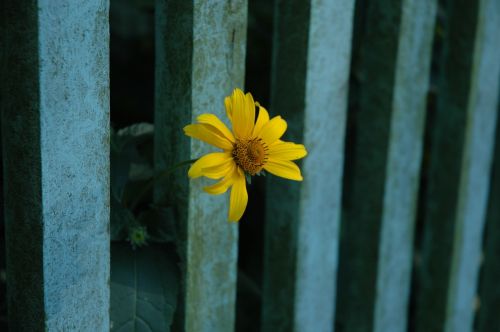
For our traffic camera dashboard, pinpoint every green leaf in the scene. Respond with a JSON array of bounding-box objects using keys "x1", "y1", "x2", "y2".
[
  {"x1": 111, "y1": 149, "x2": 131, "y2": 199},
  {"x1": 116, "y1": 122, "x2": 154, "y2": 142},
  {"x1": 115, "y1": 123, "x2": 155, "y2": 164},
  {"x1": 129, "y1": 163, "x2": 154, "y2": 182},
  {"x1": 122, "y1": 178, "x2": 152, "y2": 211},
  {"x1": 111, "y1": 195, "x2": 136, "y2": 241},
  {"x1": 110, "y1": 243, "x2": 179, "y2": 332},
  {"x1": 138, "y1": 206, "x2": 176, "y2": 243},
  {"x1": 111, "y1": 123, "x2": 154, "y2": 200}
]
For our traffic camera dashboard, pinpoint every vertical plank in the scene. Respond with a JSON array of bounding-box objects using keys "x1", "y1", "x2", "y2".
[
  {"x1": 477, "y1": 89, "x2": 500, "y2": 332},
  {"x1": 335, "y1": 0, "x2": 436, "y2": 331},
  {"x1": 414, "y1": 0, "x2": 500, "y2": 331},
  {"x1": 444, "y1": 0, "x2": 500, "y2": 330},
  {"x1": 373, "y1": 1, "x2": 437, "y2": 331},
  {"x1": 154, "y1": 1, "x2": 247, "y2": 331},
  {"x1": 261, "y1": 0, "x2": 354, "y2": 331},
  {"x1": 1, "y1": 0, "x2": 110, "y2": 330}
]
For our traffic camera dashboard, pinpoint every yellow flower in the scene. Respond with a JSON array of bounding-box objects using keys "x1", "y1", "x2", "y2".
[{"x1": 183, "y1": 88, "x2": 307, "y2": 222}]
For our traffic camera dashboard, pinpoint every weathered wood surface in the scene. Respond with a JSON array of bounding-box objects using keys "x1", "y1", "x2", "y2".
[
  {"x1": 155, "y1": 1, "x2": 247, "y2": 331},
  {"x1": 477, "y1": 92, "x2": 500, "y2": 332},
  {"x1": 336, "y1": 0, "x2": 436, "y2": 331},
  {"x1": 1, "y1": 0, "x2": 110, "y2": 330},
  {"x1": 261, "y1": 0, "x2": 354, "y2": 331},
  {"x1": 373, "y1": 0, "x2": 437, "y2": 331},
  {"x1": 414, "y1": 0, "x2": 500, "y2": 331},
  {"x1": 443, "y1": 0, "x2": 500, "y2": 331}
]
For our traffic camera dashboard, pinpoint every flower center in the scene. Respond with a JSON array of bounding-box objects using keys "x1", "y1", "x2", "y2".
[{"x1": 232, "y1": 138, "x2": 269, "y2": 175}]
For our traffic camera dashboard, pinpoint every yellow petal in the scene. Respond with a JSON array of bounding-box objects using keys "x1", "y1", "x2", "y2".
[
  {"x1": 258, "y1": 116, "x2": 287, "y2": 145},
  {"x1": 184, "y1": 123, "x2": 234, "y2": 150},
  {"x1": 231, "y1": 89, "x2": 255, "y2": 139},
  {"x1": 204, "y1": 164, "x2": 237, "y2": 195},
  {"x1": 202, "y1": 158, "x2": 235, "y2": 179},
  {"x1": 188, "y1": 152, "x2": 232, "y2": 179},
  {"x1": 263, "y1": 158, "x2": 303, "y2": 181},
  {"x1": 253, "y1": 104, "x2": 270, "y2": 137},
  {"x1": 197, "y1": 113, "x2": 235, "y2": 143},
  {"x1": 228, "y1": 168, "x2": 248, "y2": 222},
  {"x1": 245, "y1": 92, "x2": 256, "y2": 126},
  {"x1": 269, "y1": 141, "x2": 307, "y2": 161},
  {"x1": 225, "y1": 96, "x2": 233, "y2": 122}
]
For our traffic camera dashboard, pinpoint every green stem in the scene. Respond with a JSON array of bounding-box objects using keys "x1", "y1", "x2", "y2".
[{"x1": 128, "y1": 159, "x2": 197, "y2": 211}]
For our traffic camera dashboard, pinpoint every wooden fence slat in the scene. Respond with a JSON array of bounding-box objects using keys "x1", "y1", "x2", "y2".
[
  {"x1": 1, "y1": 0, "x2": 110, "y2": 330},
  {"x1": 373, "y1": 1, "x2": 437, "y2": 331},
  {"x1": 261, "y1": 1, "x2": 354, "y2": 331},
  {"x1": 154, "y1": 1, "x2": 247, "y2": 331},
  {"x1": 444, "y1": 0, "x2": 500, "y2": 330},
  {"x1": 335, "y1": 0, "x2": 436, "y2": 331},
  {"x1": 414, "y1": 0, "x2": 500, "y2": 331},
  {"x1": 477, "y1": 88, "x2": 500, "y2": 332}
]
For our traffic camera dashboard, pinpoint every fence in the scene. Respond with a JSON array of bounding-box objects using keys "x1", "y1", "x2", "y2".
[{"x1": 1, "y1": 0, "x2": 500, "y2": 331}]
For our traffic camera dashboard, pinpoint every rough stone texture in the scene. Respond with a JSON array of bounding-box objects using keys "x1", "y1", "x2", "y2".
[
  {"x1": 155, "y1": 1, "x2": 247, "y2": 331},
  {"x1": 2, "y1": 0, "x2": 110, "y2": 330},
  {"x1": 261, "y1": 1, "x2": 354, "y2": 331},
  {"x1": 414, "y1": 1, "x2": 500, "y2": 331},
  {"x1": 373, "y1": 1, "x2": 436, "y2": 331}
]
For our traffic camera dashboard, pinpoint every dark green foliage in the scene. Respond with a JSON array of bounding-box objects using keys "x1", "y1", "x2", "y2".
[
  {"x1": 110, "y1": 122, "x2": 179, "y2": 244},
  {"x1": 110, "y1": 243, "x2": 179, "y2": 332},
  {"x1": 111, "y1": 194, "x2": 136, "y2": 242},
  {"x1": 110, "y1": 123, "x2": 183, "y2": 330},
  {"x1": 137, "y1": 207, "x2": 176, "y2": 243}
]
